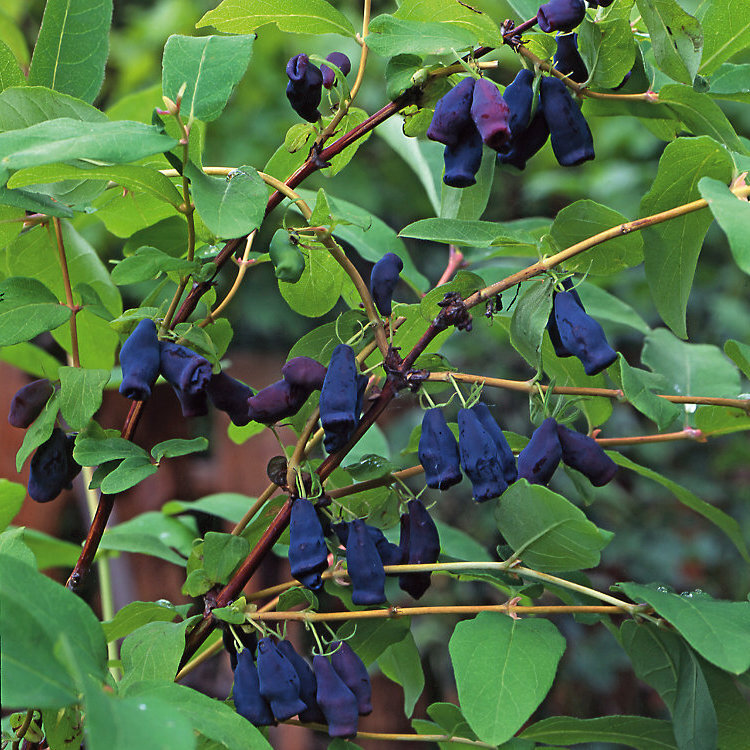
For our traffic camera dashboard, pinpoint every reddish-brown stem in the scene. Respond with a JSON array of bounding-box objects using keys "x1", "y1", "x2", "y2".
[{"x1": 433, "y1": 245, "x2": 465, "y2": 289}]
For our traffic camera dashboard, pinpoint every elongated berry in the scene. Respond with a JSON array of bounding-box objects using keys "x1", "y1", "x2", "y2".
[
  {"x1": 553, "y1": 33, "x2": 588, "y2": 83},
  {"x1": 320, "y1": 344, "x2": 359, "y2": 454},
  {"x1": 333, "y1": 522, "x2": 402, "y2": 566},
  {"x1": 537, "y1": 0, "x2": 586, "y2": 33},
  {"x1": 470, "y1": 403, "x2": 517, "y2": 484},
  {"x1": 313, "y1": 654, "x2": 359, "y2": 737},
  {"x1": 321, "y1": 52, "x2": 351, "y2": 89},
  {"x1": 256, "y1": 637, "x2": 307, "y2": 720},
  {"x1": 28, "y1": 428, "x2": 79, "y2": 503},
  {"x1": 248, "y1": 380, "x2": 308, "y2": 424},
  {"x1": 233, "y1": 649, "x2": 275, "y2": 726},
  {"x1": 282, "y1": 356, "x2": 327, "y2": 392},
  {"x1": 370, "y1": 252, "x2": 403, "y2": 316},
  {"x1": 8, "y1": 379, "x2": 53, "y2": 428},
  {"x1": 276, "y1": 640, "x2": 325, "y2": 723},
  {"x1": 426, "y1": 77, "x2": 476, "y2": 147},
  {"x1": 269, "y1": 229, "x2": 305, "y2": 283},
  {"x1": 398, "y1": 499, "x2": 440, "y2": 599},
  {"x1": 504, "y1": 69, "x2": 535, "y2": 136},
  {"x1": 207, "y1": 371, "x2": 253, "y2": 426},
  {"x1": 330, "y1": 641, "x2": 372, "y2": 715},
  {"x1": 443, "y1": 122, "x2": 484, "y2": 188},
  {"x1": 346, "y1": 518, "x2": 386, "y2": 605},
  {"x1": 223, "y1": 626, "x2": 257, "y2": 672},
  {"x1": 286, "y1": 53, "x2": 323, "y2": 122},
  {"x1": 517, "y1": 417, "x2": 562, "y2": 485},
  {"x1": 557, "y1": 424, "x2": 617, "y2": 486},
  {"x1": 539, "y1": 76, "x2": 594, "y2": 167},
  {"x1": 546, "y1": 278, "x2": 583, "y2": 358},
  {"x1": 159, "y1": 341, "x2": 212, "y2": 417},
  {"x1": 497, "y1": 111, "x2": 550, "y2": 170},
  {"x1": 470, "y1": 78, "x2": 511, "y2": 150},
  {"x1": 119, "y1": 319, "x2": 160, "y2": 401},
  {"x1": 553, "y1": 291, "x2": 617, "y2": 375},
  {"x1": 418, "y1": 408, "x2": 462, "y2": 490},
  {"x1": 289, "y1": 498, "x2": 329, "y2": 590},
  {"x1": 457, "y1": 409, "x2": 508, "y2": 502}
]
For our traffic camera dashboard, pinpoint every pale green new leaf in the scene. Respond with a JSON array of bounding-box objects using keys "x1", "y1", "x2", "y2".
[
  {"x1": 58, "y1": 366, "x2": 110, "y2": 430},
  {"x1": 698, "y1": 177, "x2": 750, "y2": 275},
  {"x1": 394, "y1": 0, "x2": 501, "y2": 46},
  {"x1": 366, "y1": 15, "x2": 477, "y2": 57},
  {"x1": 0, "y1": 277, "x2": 71, "y2": 346},
  {"x1": 0, "y1": 39, "x2": 24, "y2": 92}
]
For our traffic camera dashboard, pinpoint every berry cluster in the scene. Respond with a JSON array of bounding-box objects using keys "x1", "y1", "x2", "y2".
[
  {"x1": 8, "y1": 380, "x2": 82, "y2": 504},
  {"x1": 229, "y1": 634, "x2": 371, "y2": 738},
  {"x1": 286, "y1": 52, "x2": 351, "y2": 122}
]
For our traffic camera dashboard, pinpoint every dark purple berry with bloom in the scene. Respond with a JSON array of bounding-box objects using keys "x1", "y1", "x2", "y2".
[
  {"x1": 537, "y1": 0, "x2": 586, "y2": 33},
  {"x1": 539, "y1": 76, "x2": 594, "y2": 167},
  {"x1": 470, "y1": 402, "x2": 517, "y2": 485},
  {"x1": 282, "y1": 356, "x2": 327, "y2": 392},
  {"x1": 553, "y1": 291, "x2": 617, "y2": 375},
  {"x1": 458, "y1": 409, "x2": 508, "y2": 502},
  {"x1": 398, "y1": 499, "x2": 440, "y2": 599},
  {"x1": 426, "y1": 77, "x2": 476, "y2": 147},
  {"x1": 497, "y1": 111, "x2": 550, "y2": 170},
  {"x1": 159, "y1": 341, "x2": 212, "y2": 417},
  {"x1": 313, "y1": 655, "x2": 359, "y2": 737},
  {"x1": 119, "y1": 319, "x2": 161, "y2": 401},
  {"x1": 370, "y1": 252, "x2": 403, "y2": 316},
  {"x1": 320, "y1": 344, "x2": 359, "y2": 454},
  {"x1": 504, "y1": 69, "x2": 535, "y2": 136},
  {"x1": 256, "y1": 637, "x2": 307, "y2": 720},
  {"x1": 346, "y1": 518, "x2": 387, "y2": 605},
  {"x1": 333, "y1": 522, "x2": 402, "y2": 566},
  {"x1": 207, "y1": 372, "x2": 254, "y2": 426},
  {"x1": 557, "y1": 424, "x2": 617, "y2": 486},
  {"x1": 276, "y1": 640, "x2": 325, "y2": 723},
  {"x1": 286, "y1": 53, "x2": 324, "y2": 123},
  {"x1": 233, "y1": 649, "x2": 275, "y2": 726},
  {"x1": 8, "y1": 379, "x2": 54, "y2": 428},
  {"x1": 553, "y1": 33, "x2": 588, "y2": 83},
  {"x1": 517, "y1": 417, "x2": 562, "y2": 485},
  {"x1": 247, "y1": 380, "x2": 308, "y2": 424},
  {"x1": 223, "y1": 626, "x2": 257, "y2": 672},
  {"x1": 546, "y1": 277, "x2": 583, "y2": 358},
  {"x1": 418, "y1": 408, "x2": 462, "y2": 490},
  {"x1": 330, "y1": 641, "x2": 372, "y2": 715},
  {"x1": 321, "y1": 52, "x2": 351, "y2": 89},
  {"x1": 289, "y1": 498, "x2": 328, "y2": 590},
  {"x1": 470, "y1": 78, "x2": 511, "y2": 150},
  {"x1": 28, "y1": 428, "x2": 79, "y2": 503},
  {"x1": 443, "y1": 122, "x2": 484, "y2": 188}
]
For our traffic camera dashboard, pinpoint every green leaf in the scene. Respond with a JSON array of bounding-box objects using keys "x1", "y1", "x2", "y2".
[
  {"x1": 634, "y1": 0, "x2": 703, "y2": 84},
  {"x1": 0, "y1": 119, "x2": 178, "y2": 179},
  {"x1": 0, "y1": 342, "x2": 63, "y2": 380},
  {"x1": 162, "y1": 34, "x2": 255, "y2": 124},
  {"x1": 550, "y1": 199, "x2": 644, "y2": 275},
  {"x1": 9, "y1": 526, "x2": 82, "y2": 569},
  {"x1": 640, "y1": 136, "x2": 733, "y2": 338},
  {"x1": 164, "y1": 494, "x2": 254, "y2": 526},
  {"x1": 449, "y1": 612, "x2": 566, "y2": 745},
  {"x1": 611, "y1": 452, "x2": 750, "y2": 562},
  {"x1": 151, "y1": 437, "x2": 209, "y2": 461},
  {"x1": 366, "y1": 15, "x2": 477, "y2": 57},
  {"x1": 202, "y1": 531, "x2": 250, "y2": 583},
  {"x1": 120, "y1": 618, "x2": 197, "y2": 688},
  {"x1": 98, "y1": 457, "x2": 158, "y2": 494},
  {"x1": 0, "y1": 479, "x2": 25, "y2": 532},
  {"x1": 322, "y1": 107, "x2": 373, "y2": 178},
  {"x1": 698, "y1": 0, "x2": 750, "y2": 75},
  {"x1": 708, "y1": 63, "x2": 750, "y2": 102},
  {"x1": 577, "y1": 283, "x2": 650, "y2": 334},
  {"x1": 617, "y1": 583, "x2": 750, "y2": 674},
  {"x1": 42, "y1": 706, "x2": 83, "y2": 750},
  {"x1": 619, "y1": 355, "x2": 681, "y2": 431},
  {"x1": 0, "y1": 277, "x2": 70, "y2": 346},
  {"x1": 99, "y1": 527, "x2": 187, "y2": 566},
  {"x1": 510, "y1": 278, "x2": 553, "y2": 368},
  {"x1": 701, "y1": 659, "x2": 750, "y2": 750},
  {"x1": 28, "y1": 0, "x2": 112, "y2": 103},
  {"x1": 111, "y1": 246, "x2": 198, "y2": 285},
  {"x1": 0, "y1": 184, "x2": 74, "y2": 217},
  {"x1": 0, "y1": 527, "x2": 37, "y2": 567},
  {"x1": 8, "y1": 163, "x2": 183, "y2": 208},
  {"x1": 124, "y1": 681, "x2": 273, "y2": 750},
  {"x1": 16, "y1": 391, "x2": 60, "y2": 471},
  {"x1": 0, "y1": 39, "x2": 24, "y2": 92},
  {"x1": 724, "y1": 339, "x2": 750, "y2": 379},
  {"x1": 520, "y1": 715, "x2": 677, "y2": 749},
  {"x1": 378, "y1": 631, "x2": 425, "y2": 717},
  {"x1": 58, "y1": 366, "x2": 110, "y2": 430},
  {"x1": 440, "y1": 149, "x2": 495, "y2": 221},
  {"x1": 698, "y1": 177, "x2": 750, "y2": 274},
  {"x1": 0, "y1": 552, "x2": 107, "y2": 708},
  {"x1": 495, "y1": 480, "x2": 611, "y2": 572},
  {"x1": 384, "y1": 54, "x2": 427, "y2": 103},
  {"x1": 278, "y1": 240, "x2": 346, "y2": 317},
  {"x1": 394, "y1": 0, "x2": 501, "y2": 46},
  {"x1": 658, "y1": 85, "x2": 744, "y2": 152},
  {"x1": 399, "y1": 216, "x2": 547, "y2": 251},
  {"x1": 641, "y1": 327, "x2": 741, "y2": 399},
  {"x1": 102, "y1": 511, "x2": 196, "y2": 559},
  {"x1": 185, "y1": 163, "x2": 266, "y2": 239},
  {"x1": 0, "y1": 86, "x2": 107, "y2": 130},
  {"x1": 102, "y1": 600, "x2": 185, "y2": 642},
  {"x1": 73, "y1": 436, "x2": 150, "y2": 466},
  {"x1": 578, "y1": 8, "x2": 637, "y2": 89},
  {"x1": 621, "y1": 621, "x2": 717, "y2": 750},
  {"x1": 336, "y1": 617, "x2": 411, "y2": 667},
  {"x1": 197, "y1": 0, "x2": 356, "y2": 37}
]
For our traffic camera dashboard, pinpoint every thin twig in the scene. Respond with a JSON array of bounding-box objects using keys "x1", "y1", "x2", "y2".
[{"x1": 50, "y1": 218, "x2": 80, "y2": 368}]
